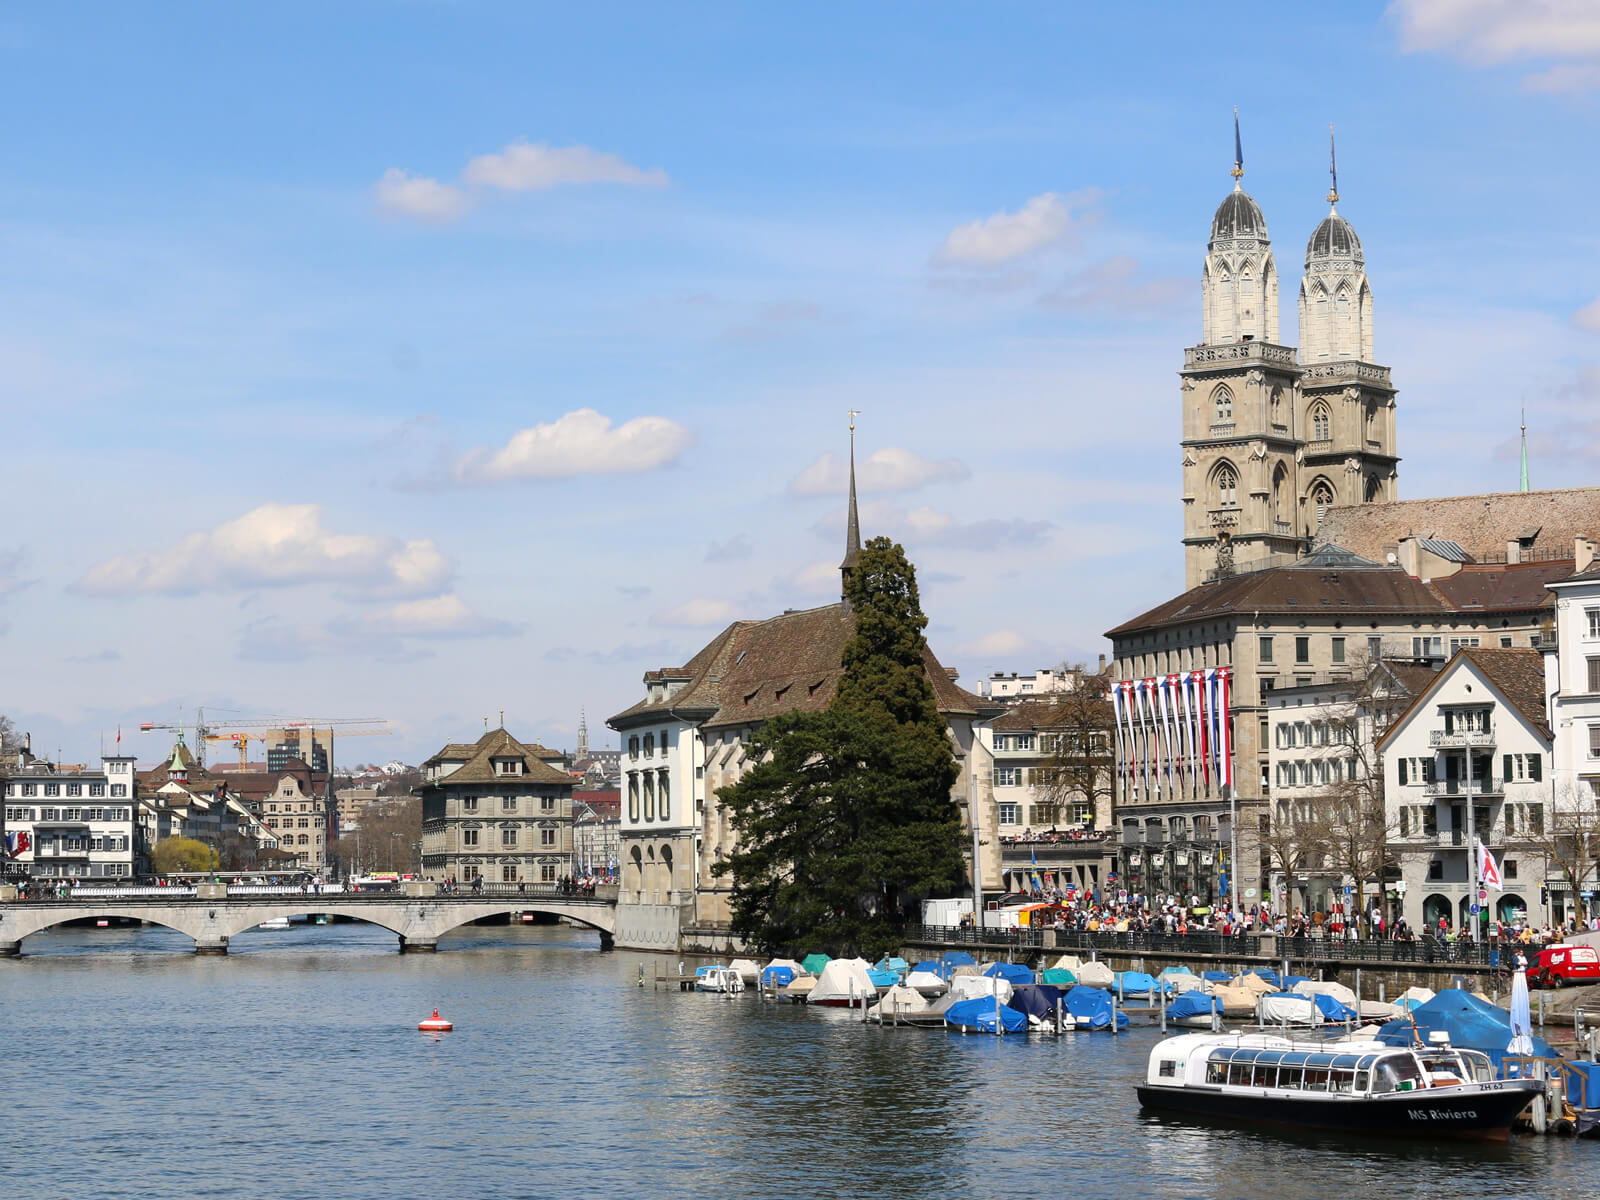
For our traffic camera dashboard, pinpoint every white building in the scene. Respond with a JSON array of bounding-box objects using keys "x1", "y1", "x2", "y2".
[
  {"x1": 1545, "y1": 550, "x2": 1600, "y2": 919},
  {"x1": 980, "y1": 668, "x2": 1082, "y2": 701},
  {"x1": 1379, "y1": 648, "x2": 1552, "y2": 933},
  {"x1": 2, "y1": 754, "x2": 139, "y2": 881}
]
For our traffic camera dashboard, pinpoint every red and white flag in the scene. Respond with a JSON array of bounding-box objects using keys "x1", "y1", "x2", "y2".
[{"x1": 1477, "y1": 839, "x2": 1504, "y2": 891}]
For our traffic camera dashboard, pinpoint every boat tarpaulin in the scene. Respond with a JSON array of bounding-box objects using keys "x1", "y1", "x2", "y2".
[
  {"x1": 800, "y1": 953, "x2": 831, "y2": 976},
  {"x1": 1168, "y1": 992, "x2": 1223, "y2": 1021},
  {"x1": 808, "y1": 959, "x2": 877, "y2": 1005},
  {"x1": 949, "y1": 974, "x2": 1014, "y2": 1003},
  {"x1": 1040, "y1": 967, "x2": 1076, "y2": 986},
  {"x1": 983, "y1": 961, "x2": 1034, "y2": 986},
  {"x1": 761, "y1": 965, "x2": 796, "y2": 987},
  {"x1": 941, "y1": 951, "x2": 977, "y2": 969},
  {"x1": 944, "y1": 997, "x2": 1028, "y2": 1033},
  {"x1": 868, "y1": 985, "x2": 930, "y2": 1019},
  {"x1": 1375, "y1": 988, "x2": 1559, "y2": 1070},
  {"x1": 1115, "y1": 971, "x2": 1162, "y2": 997},
  {"x1": 1064, "y1": 985, "x2": 1129, "y2": 1030},
  {"x1": 1006, "y1": 984, "x2": 1064, "y2": 1019},
  {"x1": 1075, "y1": 960, "x2": 1115, "y2": 988},
  {"x1": 905, "y1": 969, "x2": 948, "y2": 995},
  {"x1": 1202, "y1": 970, "x2": 1232, "y2": 983}
]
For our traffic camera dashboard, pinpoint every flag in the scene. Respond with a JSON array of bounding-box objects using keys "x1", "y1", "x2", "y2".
[
  {"x1": 4, "y1": 831, "x2": 31, "y2": 858},
  {"x1": 1478, "y1": 840, "x2": 1504, "y2": 891},
  {"x1": 1216, "y1": 667, "x2": 1233, "y2": 788}
]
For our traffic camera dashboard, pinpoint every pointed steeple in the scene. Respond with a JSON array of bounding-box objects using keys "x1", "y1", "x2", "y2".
[
  {"x1": 1231, "y1": 106, "x2": 1244, "y2": 188},
  {"x1": 1520, "y1": 406, "x2": 1531, "y2": 492},
  {"x1": 841, "y1": 410, "x2": 862, "y2": 612},
  {"x1": 1327, "y1": 122, "x2": 1339, "y2": 209}
]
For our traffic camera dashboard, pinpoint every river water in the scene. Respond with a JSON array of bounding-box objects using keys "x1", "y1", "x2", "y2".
[{"x1": 7, "y1": 920, "x2": 1597, "y2": 1200}]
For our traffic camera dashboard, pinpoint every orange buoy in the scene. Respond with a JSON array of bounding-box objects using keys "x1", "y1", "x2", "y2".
[{"x1": 418, "y1": 1008, "x2": 454, "y2": 1032}]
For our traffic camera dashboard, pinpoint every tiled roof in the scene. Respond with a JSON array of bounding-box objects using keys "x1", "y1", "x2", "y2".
[
  {"x1": 417, "y1": 728, "x2": 573, "y2": 789},
  {"x1": 1317, "y1": 487, "x2": 1600, "y2": 564},
  {"x1": 608, "y1": 601, "x2": 993, "y2": 731},
  {"x1": 990, "y1": 696, "x2": 1109, "y2": 732},
  {"x1": 1106, "y1": 562, "x2": 1448, "y2": 637},
  {"x1": 1427, "y1": 562, "x2": 1569, "y2": 613},
  {"x1": 1459, "y1": 647, "x2": 1551, "y2": 741}
]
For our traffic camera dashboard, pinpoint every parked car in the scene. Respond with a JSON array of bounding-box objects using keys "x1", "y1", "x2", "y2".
[{"x1": 1530, "y1": 944, "x2": 1600, "y2": 988}]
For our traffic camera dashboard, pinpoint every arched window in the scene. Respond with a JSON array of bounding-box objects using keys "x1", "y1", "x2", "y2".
[
  {"x1": 1271, "y1": 463, "x2": 1288, "y2": 523},
  {"x1": 1310, "y1": 402, "x2": 1330, "y2": 442},
  {"x1": 1270, "y1": 387, "x2": 1284, "y2": 427},
  {"x1": 1365, "y1": 474, "x2": 1382, "y2": 502},
  {"x1": 1310, "y1": 478, "x2": 1335, "y2": 524},
  {"x1": 1214, "y1": 462, "x2": 1238, "y2": 507},
  {"x1": 1365, "y1": 402, "x2": 1378, "y2": 440},
  {"x1": 1213, "y1": 386, "x2": 1233, "y2": 423}
]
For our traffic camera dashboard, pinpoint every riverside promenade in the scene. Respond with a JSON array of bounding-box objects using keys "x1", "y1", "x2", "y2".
[{"x1": 0, "y1": 881, "x2": 618, "y2": 955}]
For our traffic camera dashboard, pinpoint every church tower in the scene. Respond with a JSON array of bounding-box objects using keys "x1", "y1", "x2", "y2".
[
  {"x1": 1296, "y1": 128, "x2": 1399, "y2": 533},
  {"x1": 1181, "y1": 114, "x2": 1305, "y2": 588}
]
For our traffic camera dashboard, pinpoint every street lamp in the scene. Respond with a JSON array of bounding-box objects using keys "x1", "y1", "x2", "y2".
[{"x1": 389, "y1": 832, "x2": 400, "y2": 872}]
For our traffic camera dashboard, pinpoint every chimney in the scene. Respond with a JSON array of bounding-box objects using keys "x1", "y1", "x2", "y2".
[
  {"x1": 1505, "y1": 539, "x2": 1521, "y2": 566},
  {"x1": 1098, "y1": 653, "x2": 1107, "y2": 672},
  {"x1": 1396, "y1": 536, "x2": 1421, "y2": 578},
  {"x1": 1577, "y1": 537, "x2": 1597, "y2": 574}
]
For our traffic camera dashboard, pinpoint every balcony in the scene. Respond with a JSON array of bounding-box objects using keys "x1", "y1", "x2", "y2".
[
  {"x1": 1429, "y1": 729, "x2": 1494, "y2": 748},
  {"x1": 1423, "y1": 778, "x2": 1504, "y2": 797},
  {"x1": 1184, "y1": 341, "x2": 1298, "y2": 369}
]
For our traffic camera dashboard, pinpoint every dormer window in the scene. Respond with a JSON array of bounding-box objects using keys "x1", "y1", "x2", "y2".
[{"x1": 495, "y1": 759, "x2": 523, "y2": 777}]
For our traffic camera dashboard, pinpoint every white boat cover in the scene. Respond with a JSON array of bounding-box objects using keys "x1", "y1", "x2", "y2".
[
  {"x1": 868, "y1": 985, "x2": 931, "y2": 1018},
  {"x1": 949, "y1": 963, "x2": 985, "y2": 977},
  {"x1": 1257, "y1": 993, "x2": 1325, "y2": 1025},
  {"x1": 948, "y1": 974, "x2": 1014, "y2": 1003},
  {"x1": 1051, "y1": 955, "x2": 1086, "y2": 973},
  {"x1": 1164, "y1": 973, "x2": 1205, "y2": 993},
  {"x1": 1074, "y1": 960, "x2": 1115, "y2": 988},
  {"x1": 1397, "y1": 985, "x2": 1435, "y2": 1006},
  {"x1": 728, "y1": 958, "x2": 763, "y2": 982},
  {"x1": 1291, "y1": 979, "x2": 1399, "y2": 1022},
  {"x1": 905, "y1": 969, "x2": 948, "y2": 995},
  {"x1": 763, "y1": 957, "x2": 804, "y2": 976},
  {"x1": 808, "y1": 958, "x2": 878, "y2": 1004}
]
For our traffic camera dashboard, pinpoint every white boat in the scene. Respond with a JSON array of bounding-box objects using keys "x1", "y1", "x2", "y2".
[
  {"x1": 694, "y1": 966, "x2": 746, "y2": 994},
  {"x1": 1136, "y1": 1030, "x2": 1539, "y2": 1140},
  {"x1": 256, "y1": 916, "x2": 292, "y2": 931}
]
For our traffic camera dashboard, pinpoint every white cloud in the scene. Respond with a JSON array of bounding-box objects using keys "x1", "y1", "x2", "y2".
[
  {"x1": 937, "y1": 191, "x2": 1099, "y2": 267},
  {"x1": 374, "y1": 168, "x2": 473, "y2": 222},
  {"x1": 788, "y1": 560, "x2": 842, "y2": 597},
  {"x1": 450, "y1": 408, "x2": 692, "y2": 485},
  {"x1": 1390, "y1": 0, "x2": 1600, "y2": 90},
  {"x1": 462, "y1": 141, "x2": 670, "y2": 191},
  {"x1": 788, "y1": 447, "x2": 970, "y2": 497},
  {"x1": 813, "y1": 501, "x2": 1052, "y2": 554},
  {"x1": 968, "y1": 629, "x2": 1026, "y2": 656},
  {"x1": 76, "y1": 504, "x2": 453, "y2": 597},
  {"x1": 1574, "y1": 295, "x2": 1600, "y2": 332},
  {"x1": 654, "y1": 598, "x2": 740, "y2": 628},
  {"x1": 346, "y1": 594, "x2": 518, "y2": 638}
]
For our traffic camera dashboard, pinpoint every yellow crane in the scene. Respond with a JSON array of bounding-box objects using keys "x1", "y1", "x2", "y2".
[{"x1": 140, "y1": 713, "x2": 390, "y2": 770}]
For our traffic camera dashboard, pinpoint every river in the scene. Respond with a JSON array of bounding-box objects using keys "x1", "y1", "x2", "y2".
[{"x1": 7, "y1": 920, "x2": 1597, "y2": 1199}]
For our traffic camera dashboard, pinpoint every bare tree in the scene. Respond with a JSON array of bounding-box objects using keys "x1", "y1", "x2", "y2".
[
  {"x1": 1032, "y1": 667, "x2": 1115, "y2": 830},
  {"x1": 1259, "y1": 797, "x2": 1327, "y2": 914},
  {"x1": 1510, "y1": 781, "x2": 1600, "y2": 927}
]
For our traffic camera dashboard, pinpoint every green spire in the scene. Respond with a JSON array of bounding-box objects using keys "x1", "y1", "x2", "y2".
[{"x1": 1520, "y1": 407, "x2": 1530, "y2": 493}]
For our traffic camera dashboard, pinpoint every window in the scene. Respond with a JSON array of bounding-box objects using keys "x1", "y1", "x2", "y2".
[
  {"x1": 628, "y1": 775, "x2": 639, "y2": 821},
  {"x1": 541, "y1": 796, "x2": 556, "y2": 813},
  {"x1": 1414, "y1": 636, "x2": 1443, "y2": 658},
  {"x1": 1427, "y1": 860, "x2": 1444, "y2": 881},
  {"x1": 993, "y1": 767, "x2": 1022, "y2": 787},
  {"x1": 1331, "y1": 637, "x2": 1346, "y2": 664},
  {"x1": 1215, "y1": 463, "x2": 1238, "y2": 507},
  {"x1": 1589, "y1": 608, "x2": 1600, "y2": 639},
  {"x1": 44, "y1": 783, "x2": 59, "y2": 797},
  {"x1": 540, "y1": 827, "x2": 556, "y2": 847},
  {"x1": 1310, "y1": 403, "x2": 1330, "y2": 441},
  {"x1": 66, "y1": 783, "x2": 82, "y2": 797},
  {"x1": 1214, "y1": 386, "x2": 1233, "y2": 422},
  {"x1": 1505, "y1": 859, "x2": 1518, "y2": 880},
  {"x1": 659, "y1": 771, "x2": 670, "y2": 823},
  {"x1": 644, "y1": 773, "x2": 655, "y2": 821},
  {"x1": 1501, "y1": 636, "x2": 1513, "y2": 648},
  {"x1": 463, "y1": 796, "x2": 478, "y2": 813},
  {"x1": 1015, "y1": 734, "x2": 1036, "y2": 751},
  {"x1": 1311, "y1": 479, "x2": 1334, "y2": 524},
  {"x1": 89, "y1": 783, "x2": 105, "y2": 797},
  {"x1": 628, "y1": 736, "x2": 639, "y2": 760},
  {"x1": 1259, "y1": 636, "x2": 1274, "y2": 664},
  {"x1": 1588, "y1": 657, "x2": 1600, "y2": 694},
  {"x1": 462, "y1": 829, "x2": 478, "y2": 847},
  {"x1": 502, "y1": 796, "x2": 517, "y2": 812},
  {"x1": 1295, "y1": 637, "x2": 1310, "y2": 664},
  {"x1": 1449, "y1": 637, "x2": 1480, "y2": 654},
  {"x1": 643, "y1": 733, "x2": 654, "y2": 758},
  {"x1": 997, "y1": 803, "x2": 1021, "y2": 825},
  {"x1": 502, "y1": 866, "x2": 519, "y2": 883},
  {"x1": 501, "y1": 828, "x2": 518, "y2": 848},
  {"x1": 541, "y1": 863, "x2": 557, "y2": 883}
]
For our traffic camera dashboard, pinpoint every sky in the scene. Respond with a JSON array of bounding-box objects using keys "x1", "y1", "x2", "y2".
[{"x1": 3, "y1": 1, "x2": 1600, "y2": 767}]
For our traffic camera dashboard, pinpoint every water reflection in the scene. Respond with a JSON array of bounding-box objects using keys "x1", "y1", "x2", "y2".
[{"x1": 5, "y1": 923, "x2": 1597, "y2": 1200}]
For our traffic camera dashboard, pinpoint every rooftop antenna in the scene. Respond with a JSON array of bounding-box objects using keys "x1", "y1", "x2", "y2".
[
  {"x1": 1327, "y1": 122, "x2": 1339, "y2": 209},
  {"x1": 1231, "y1": 106, "x2": 1244, "y2": 188}
]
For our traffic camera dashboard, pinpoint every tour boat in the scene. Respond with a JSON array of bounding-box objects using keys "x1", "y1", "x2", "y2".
[
  {"x1": 1136, "y1": 1032, "x2": 1539, "y2": 1140},
  {"x1": 257, "y1": 916, "x2": 292, "y2": 931}
]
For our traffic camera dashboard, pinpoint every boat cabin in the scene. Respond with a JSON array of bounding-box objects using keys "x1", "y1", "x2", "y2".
[{"x1": 1146, "y1": 1034, "x2": 1494, "y2": 1096}]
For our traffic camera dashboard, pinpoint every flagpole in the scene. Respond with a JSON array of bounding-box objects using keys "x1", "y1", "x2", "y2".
[{"x1": 1465, "y1": 738, "x2": 1478, "y2": 943}]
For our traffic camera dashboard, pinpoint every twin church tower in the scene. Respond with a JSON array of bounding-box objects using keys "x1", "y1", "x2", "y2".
[{"x1": 1180, "y1": 121, "x2": 1399, "y2": 587}]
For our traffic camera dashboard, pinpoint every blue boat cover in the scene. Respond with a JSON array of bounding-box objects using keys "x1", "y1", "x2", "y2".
[
  {"x1": 866, "y1": 968, "x2": 899, "y2": 988},
  {"x1": 1116, "y1": 971, "x2": 1161, "y2": 996},
  {"x1": 1065, "y1": 985, "x2": 1130, "y2": 1030},
  {"x1": 945, "y1": 997, "x2": 1028, "y2": 1033},
  {"x1": 1202, "y1": 970, "x2": 1232, "y2": 982},
  {"x1": 984, "y1": 961, "x2": 1034, "y2": 985},
  {"x1": 941, "y1": 951, "x2": 977, "y2": 968},
  {"x1": 1282, "y1": 974, "x2": 1314, "y2": 989},
  {"x1": 761, "y1": 965, "x2": 796, "y2": 987},
  {"x1": 1158, "y1": 965, "x2": 1194, "y2": 977},
  {"x1": 876, "y1": 956, "x2": 909, "y2": 975},
  {"x1": 1007, "y1": 984, "x2": 1064, "y2": 1019},
  {"x1": 1376, "y1": 988, "x2": 1559, "y2": 1070},
  {"x1": 911, "y1": 960, "x2": 944, "y2": 976},
  {"x1": 1560, "y1": 1060, "x2": 1600, "y2": 1109},
  {"x1": 1168, "y1": 992, "x2": 1222, "y2": 1020}
]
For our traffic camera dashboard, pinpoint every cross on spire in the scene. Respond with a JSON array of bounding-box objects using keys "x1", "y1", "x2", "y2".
[
  {"x1": 1231, "y1": 106, "x2": 1244, "y2": 186},
  {"x1": 1327, "y1": 123, "x2": 1340, "y2": 208}
]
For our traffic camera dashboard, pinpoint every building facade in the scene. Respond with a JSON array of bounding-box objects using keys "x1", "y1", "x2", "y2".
[
  {"x1": 1181, "y1": 138, "x2": 1397, "y2": 589},
  {"x1": 417, "y1": 729, "x2": 574, "y2": 885},
  {"x1": 2, "y1": 754, "x2": 138, "y2": 881}
]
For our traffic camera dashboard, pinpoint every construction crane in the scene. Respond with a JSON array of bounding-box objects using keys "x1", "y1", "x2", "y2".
[
  {"x1": 206, "y1": 725, "x2": 392, "y2": 769},
  {"x1": 139, "y1": 713, "x2": 390, "y2": 769}
]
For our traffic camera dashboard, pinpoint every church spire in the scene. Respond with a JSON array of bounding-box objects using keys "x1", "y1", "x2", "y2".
[
  {"x1": 1231, "y1": 106, "x2": 1244, "y2": 188},
  {"x1": 841, "y1": 410, "x2": 862, "y2": 612},
  {"x1": 1520, "y1": 406, "x2": 1530, "y2": 492},
  {"x1": 1327, "y1": 122, "x2": 1340, "y2": 209}
]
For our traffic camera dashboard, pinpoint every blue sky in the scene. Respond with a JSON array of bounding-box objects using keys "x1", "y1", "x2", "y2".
[{"x1": 4, "y1": 1, "x2": 1599, "y2": 766}]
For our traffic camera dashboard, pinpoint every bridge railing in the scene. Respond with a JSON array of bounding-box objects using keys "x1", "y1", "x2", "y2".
[{"x1": 5, "y1": 882, "x2": 615, "y2": 904}]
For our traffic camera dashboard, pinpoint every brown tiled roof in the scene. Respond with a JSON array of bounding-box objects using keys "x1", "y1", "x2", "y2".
[
  {"x1": 1105, "y1": 562, "x2": 1448, "y2": 637},
  {"x1": 1318, "y1": 487, "x2": 1600, "y2": 564},
  {"x1": 1459, "y1": 647, "x2": 1551, "y2": 741},
  {"x1": 608, "y1": 602, "x2": 992, "y2": 731},
  {"x1": 1427, "y1": 562, "x2": 1568, "y2": 613},
  {"x1": 418, "y1": 728, "x2": 573, "y2": 788},
  {"x1": 1377, "y1": 660, "x2": 1442, "y2": 698}
]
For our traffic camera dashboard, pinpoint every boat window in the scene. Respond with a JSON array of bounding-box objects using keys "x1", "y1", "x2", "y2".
[
  {"x1": 1278, "y1": 1067, "x2": 1304, "y2": 1090},
  {"x1": 1158, "y1": 1060, "x2": 1179, "y2": 1078},
  {"x1": 1330, "y1": 1069, "x2": 1356, "y2": 1093},
  {"x1": 1251, "y1": 1065, "x2": 1277, "y2": 1088},
  {"x1": 1302, "y1": 1068, "x2": 1329, "y2": 1092},
  {"x1": 1354, "y1": 1070, "x2": 1370, "y2": 1092},
  {"x1": 1228, "y1": 1062, "x2": 1252, "y2": 1086},
  {"x1": 1206, "y1": 1060, "x2": 1229, "y2": 1085}
]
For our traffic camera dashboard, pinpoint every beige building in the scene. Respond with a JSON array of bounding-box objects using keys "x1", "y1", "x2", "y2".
[
  {"x1": 417, "y1": 729, "x2": 574, "y2": 885},
  {"x1": 1182, "y1": 141, "x2": 1397, "y2": 589}
]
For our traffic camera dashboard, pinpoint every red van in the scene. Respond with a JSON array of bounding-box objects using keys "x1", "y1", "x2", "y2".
[{"x1": 1531, "y1": 944, "x2": 1600, "y2": 988}]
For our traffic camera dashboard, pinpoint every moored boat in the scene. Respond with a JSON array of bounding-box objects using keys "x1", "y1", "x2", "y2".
[{"x1": 1136, "y1": 1031, "x2": 1539, "y2": 1140}]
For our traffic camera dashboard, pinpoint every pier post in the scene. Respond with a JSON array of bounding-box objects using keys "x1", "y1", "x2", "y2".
[
  {"x1": 598, "y1": 931, "x2": 614, "y2": 952},
  {"x1": 399, "y1": 937, "x2": 437, "y2": 953},
  {"x1": 0, "y1": 940, "x2": 20, "y2": 957},
  {"x1": 194, "y1": 935, "x2": 229, "y2": 955}
]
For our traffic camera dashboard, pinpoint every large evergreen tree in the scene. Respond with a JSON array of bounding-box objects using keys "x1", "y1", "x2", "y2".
[{"x1": 713, "y1": 537, "x2": 964, "y2": 958}]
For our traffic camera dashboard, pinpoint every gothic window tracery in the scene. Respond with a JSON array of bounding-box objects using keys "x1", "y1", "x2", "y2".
[
  {"x1": 1213, "y1": 462, "x2": 1239, "y2": 508},
  {"x1": 1365, "y1": 474, "x2": 1382, "y2": 502},
  {"x1": 1213, "y1": 385, "x2": 1233, "y2": 423},
  {"x1": 1270, "y1": 387, "x2": 1284, "y2": 427},
  {"x1": 1309, "y1": 402, "x2": 1330, "y2": 442},
  {"x1": 1310, "y1": 478, "x2": 1335, "y2": 524}
]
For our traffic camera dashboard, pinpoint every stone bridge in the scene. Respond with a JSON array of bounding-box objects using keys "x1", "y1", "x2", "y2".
[{"x1": 0, "y1": 883, "x2": 617, "y2": 955}]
